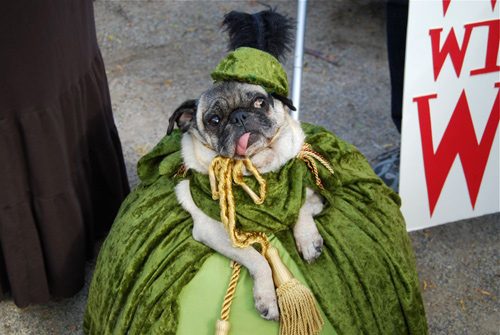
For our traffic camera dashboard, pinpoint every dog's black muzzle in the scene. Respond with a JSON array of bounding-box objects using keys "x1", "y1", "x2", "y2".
[{"x1": 229, "y1": 109, "x2": 249, "y2": 127}]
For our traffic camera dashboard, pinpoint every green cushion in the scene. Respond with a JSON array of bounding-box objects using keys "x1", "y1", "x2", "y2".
[{"x1": 177, "y1": 235, "x2": 336, "y2": 335}]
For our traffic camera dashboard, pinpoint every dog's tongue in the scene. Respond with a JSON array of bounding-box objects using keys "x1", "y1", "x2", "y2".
[{"x1": 236, "y1": 132, "x2": 251, "y2": 156}]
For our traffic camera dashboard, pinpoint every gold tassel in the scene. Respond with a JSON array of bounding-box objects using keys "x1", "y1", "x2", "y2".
[
  {"x1": 215, "y1": 319, "x2": 231, "y2": 335},
  {"x1": 210, "y1": 153, "x2": 324, "y2": 335},
  {"x1": 266, "y1": 246, "x2": 324, "y2": 335}
]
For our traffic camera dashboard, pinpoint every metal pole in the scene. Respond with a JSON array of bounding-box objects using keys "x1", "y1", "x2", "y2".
[{"x1": 291, "y1": 0, "x2": 308, "y2": 120}]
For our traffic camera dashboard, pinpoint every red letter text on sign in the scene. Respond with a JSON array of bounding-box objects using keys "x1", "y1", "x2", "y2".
[
  {"x1": 430, "y1": 27, "x2": 473, "y2": 81},
  {"x1": 468, "y1": 20, "x2": 500, "y2": 76},
  {"x1": 442, "y1": 0, "x2": 452, "y2": 16},
  {"x1": 441, "y1": 1, "x2": 498, "y2": 17},
  {"x1": 413, "y1": 83, "x2": 500, "y2": 216},
  {"x1": 430, "y1": 20, "x2": 500, "y2": 81}
]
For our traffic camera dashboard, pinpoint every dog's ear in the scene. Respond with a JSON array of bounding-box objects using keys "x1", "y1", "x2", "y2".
[
  {"x1": 167, "y1": 99, "x2": 197, "y2": 135},
  {"x1": 271, "y1": 93, "x2": 297, "y2": 111}
]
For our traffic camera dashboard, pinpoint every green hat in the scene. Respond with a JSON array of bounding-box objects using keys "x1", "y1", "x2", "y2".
[{"x1": 210, "y1": 47, "x2": 289, "y2": 97}]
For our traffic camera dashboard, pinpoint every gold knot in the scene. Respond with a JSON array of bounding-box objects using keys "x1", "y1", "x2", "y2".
[{"x1": 209, "y1": 156, "x2": 270, "y2": 254}]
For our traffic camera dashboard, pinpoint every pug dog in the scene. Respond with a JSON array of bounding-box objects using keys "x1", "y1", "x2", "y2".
[
  {"x1": 169, "y1": 81, "x2": 325, "y2": 321},
  {"x1": 168, "y1": 8, "x2": 324, "y2": 322}
]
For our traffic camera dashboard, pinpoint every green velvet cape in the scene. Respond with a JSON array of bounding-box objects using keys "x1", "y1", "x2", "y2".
[{"x1": 83, "y1": 123, "x2": 428, "y2": 335}]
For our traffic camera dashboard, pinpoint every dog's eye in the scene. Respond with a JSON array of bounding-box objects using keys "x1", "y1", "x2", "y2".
[
  {"x1": 208, "y1": 115, "x2": 220, "y2": 127},
  {"x1": 254, "y1": 97, "x2": 266, "y2": 109}
]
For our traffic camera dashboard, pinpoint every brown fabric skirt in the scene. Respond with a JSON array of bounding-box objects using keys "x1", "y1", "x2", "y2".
[{"x1": 0, "y1": 1, "x2": 130, "y2": 307}]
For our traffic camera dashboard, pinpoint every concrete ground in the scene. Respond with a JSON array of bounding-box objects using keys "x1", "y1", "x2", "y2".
[{"x1": 0, "y1": 1, "x2": 498, "y2": 334}]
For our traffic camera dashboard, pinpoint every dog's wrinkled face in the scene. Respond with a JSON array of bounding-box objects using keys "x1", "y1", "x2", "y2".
[
  {"x1": 168, "y1": 81, "x2": 289, "y2": 159},
  {"x1": 196, "y1": 82, "x2": 284, "y2": 158}
]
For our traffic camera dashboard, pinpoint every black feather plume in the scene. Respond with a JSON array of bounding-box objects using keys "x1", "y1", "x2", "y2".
[{"x1": 222, "y1": 8, "x2": 294, "y2": 62}]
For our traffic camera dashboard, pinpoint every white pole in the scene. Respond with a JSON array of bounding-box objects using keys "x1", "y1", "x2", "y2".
[{"x1": 291, "y1": 0, "x2": 308, "y2": 121}]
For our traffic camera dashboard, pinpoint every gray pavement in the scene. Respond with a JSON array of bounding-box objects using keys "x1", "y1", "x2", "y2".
[{"x1": 1, "y1": 1, "x2": 498, "y2": 334}]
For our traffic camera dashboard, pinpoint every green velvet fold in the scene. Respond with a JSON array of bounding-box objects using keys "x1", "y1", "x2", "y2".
[{"x1": 83, "y1": 124, "x2": 428, "y2": 335}]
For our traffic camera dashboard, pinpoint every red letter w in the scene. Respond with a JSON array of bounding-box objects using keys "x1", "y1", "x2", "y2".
[
  {"x1": 413, "y1": 83, "x2": 500, "y2": 215},
  {"x1": 430, "y1": 27, "x2": 473, "y2": 80}
]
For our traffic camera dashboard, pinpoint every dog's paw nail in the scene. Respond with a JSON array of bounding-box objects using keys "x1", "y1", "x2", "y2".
[
  {"x1": 254, "y1": 288, "x2": 279, "y2": 321},
  {"x1": 296, "y1": 233, "x2": 323, "y2": 264}
]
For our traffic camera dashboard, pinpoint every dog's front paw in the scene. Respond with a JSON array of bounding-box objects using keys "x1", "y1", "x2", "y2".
[
  {"x1": 295, "y1": 230, "x2": 324, "y2": 264},
  {"x1": 253, "y1": 276, "x2": 279, "y2": 321}
]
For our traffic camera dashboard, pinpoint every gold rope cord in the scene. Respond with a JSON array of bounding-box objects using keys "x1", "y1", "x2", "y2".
[
  {"x1": 211, "y1": 157, "x2": 269, "y2": 335},
  {"x1": 209, "y1": 157, "x2": 270, "y2": 254},
  {"x1": 215, "y1": 261, "x2": 243, "y2": 335},
  {"x1": 296, "y1": 143, "x2": 334, "y2": 190},
  {"x1": 174, "y1": 164, "x2": 188, "y2": 178},
  {"x1": 220, "y1": 262, "x2": 242, "y2": 321},
  {"x1": 211, "y1": 142, "x2": 330, "y2": 335}
]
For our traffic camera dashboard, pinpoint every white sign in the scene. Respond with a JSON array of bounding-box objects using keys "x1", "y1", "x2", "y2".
[{"x1": 400, "y1": 0, "x2": 500, "y2": 231}]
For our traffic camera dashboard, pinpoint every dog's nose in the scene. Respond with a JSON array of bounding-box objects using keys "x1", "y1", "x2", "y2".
[{"x1": 229, "y1": 110, "x2": 248, "y2": 127}]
